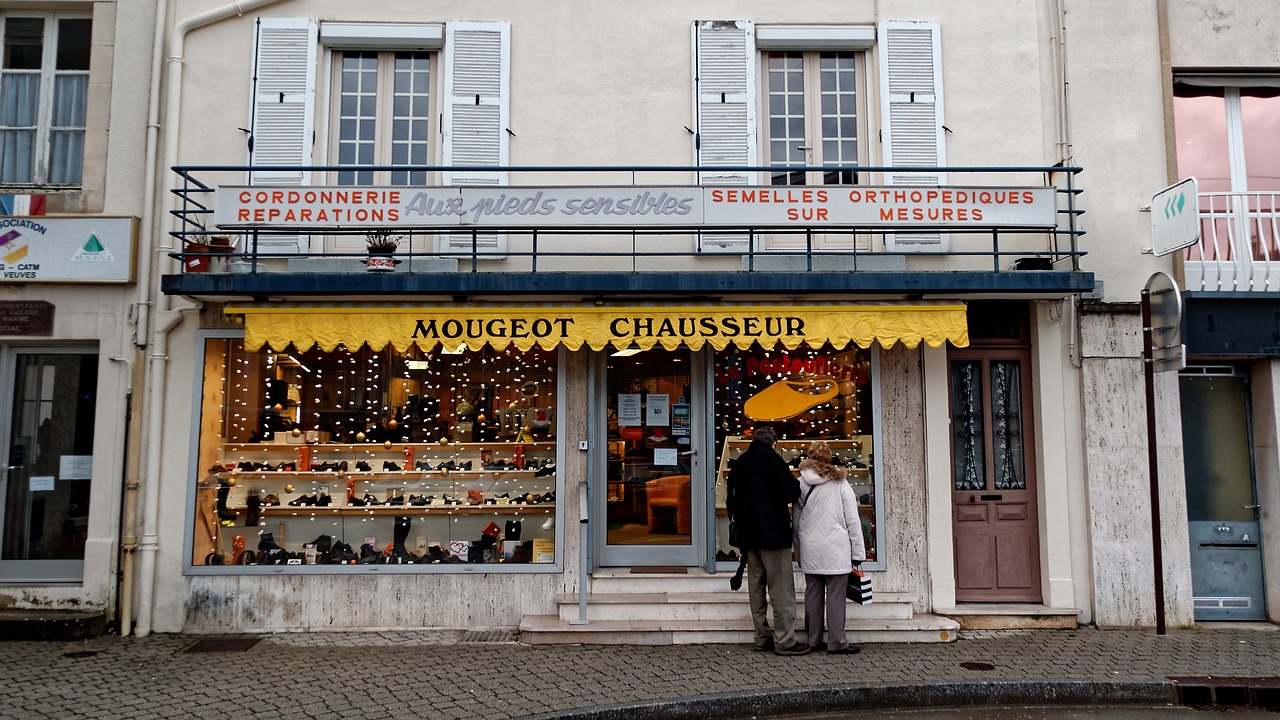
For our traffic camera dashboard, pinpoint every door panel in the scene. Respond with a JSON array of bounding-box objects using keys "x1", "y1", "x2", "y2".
[
  {"x1": 597, "y1": 348, "x2": 705, "y2": 567},
  {"x1": 950, "y1": 350, "x2": 1041, "y2": 602},
  {"x1": 0, "y1": 349, "x2": 97, "y2": 582},
  {"x1": 1180, "y1": 372, "x2": 1266, "y2": 620}
]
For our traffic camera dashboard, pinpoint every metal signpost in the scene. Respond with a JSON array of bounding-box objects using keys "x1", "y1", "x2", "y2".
[{"x1": 1142, "y1": 271, "x2": 1185, "y2": 635}]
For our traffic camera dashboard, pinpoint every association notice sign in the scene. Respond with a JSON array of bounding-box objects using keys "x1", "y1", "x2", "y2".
[{"x1": 0, "y1": 216, "x2": 136, "y2": 283}]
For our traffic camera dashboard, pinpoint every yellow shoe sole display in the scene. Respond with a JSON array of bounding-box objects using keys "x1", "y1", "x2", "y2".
[{"x1": 743, "y1": 377, "x2": 840, "y2": 421}]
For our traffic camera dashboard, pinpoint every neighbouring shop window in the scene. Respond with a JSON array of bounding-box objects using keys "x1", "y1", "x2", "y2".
[
  {"x1": 0, "y1": 14, "x2": 90, "y2": 185},
  {"x1": 712, "y1": 344, "x2": 878, "y2": 564},
  {"x1": 192, "y1": 338, "x2": 559, "y2": 570},
  {"x1": 331, "y1": 50, "x2": 433, "y2": 186}
]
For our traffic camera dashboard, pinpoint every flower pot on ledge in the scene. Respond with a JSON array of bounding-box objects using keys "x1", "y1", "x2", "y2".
[{"x1": 362, "y1": 253, "x2": 402, "y2": 272}]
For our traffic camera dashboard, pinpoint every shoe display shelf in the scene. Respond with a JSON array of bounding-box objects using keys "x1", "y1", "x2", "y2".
[{"x1": 217, "y1": 441, "x2": 558, "y2": 517}]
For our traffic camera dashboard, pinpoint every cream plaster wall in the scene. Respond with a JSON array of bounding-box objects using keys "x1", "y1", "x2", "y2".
[
  {"x1": 1065, "y1": 0, "x2": 1176, "y2": 306},
  {"x1": 1165, "y1": 1, "x2": 1280, "y2": 67},
  {"x1": 167, "y1": 0, "x2": 1052, "y2": 177}
]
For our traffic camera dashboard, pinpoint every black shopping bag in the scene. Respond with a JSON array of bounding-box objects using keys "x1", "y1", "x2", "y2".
[{"x1": 847, "y1": 569, "x2": 873, "y2": 604}]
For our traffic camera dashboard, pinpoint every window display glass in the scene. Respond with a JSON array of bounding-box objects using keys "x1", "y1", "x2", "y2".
[
  {"x1": 191, "y1": 338, "x2": 559, "y2": 569},
  {"x1": 713, "y1": 344, "x2": 877, "y2": 564}
]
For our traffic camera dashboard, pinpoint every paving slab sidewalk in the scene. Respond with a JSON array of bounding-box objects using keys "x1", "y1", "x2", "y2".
[{"x1": 1, "y1": 627, "x2": 1277, "y2": 719}]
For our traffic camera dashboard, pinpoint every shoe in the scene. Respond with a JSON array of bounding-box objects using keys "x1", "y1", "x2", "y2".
[
  {"x1": 316, "y1": 492, "x2": 331, "y2": 506},
  {"x1": 752, "y1": 639, "x2": 775, "y2": 653},
  {"x1": 829, "y1": 645, "x2": 861, "y2": 655},
  {"x1": 535, "y1": 464, "x2": 556, "y2": 477},
  {"x1": 383, "y1": 461, "x2": 401, "y2": 472},
  {"x1": 288, "y1": 494, "x2": 314, "y2": 507},
  {"x1": 261, "y1": 494, "x2": 280, "y2": 506},
  {"x1": 415, "y1": 461, "x2": 431, "y2": 471},
  {"x1": 356, "y1": 461, "x2": 372, "y2": 472},
  {"x1": 774, "y1": 642, "x2": 811, "y2": 656},
  {"x1": 540, "y1": 518, "x2": 554, "y2": 530},
  {"x1": 362, "y1": 493, "x2": 381, "y2": 506}
]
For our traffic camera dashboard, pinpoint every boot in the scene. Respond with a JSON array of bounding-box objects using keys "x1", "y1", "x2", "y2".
[
  {"x1": 258, "y1": 532, "x2": 281, "y2": 552},
  {"x1": 245, "y1": 492, "x2": 261, "y2": 527},
  {"x1": 216, "y1": 480, "x2": 237, "y2": 525},
  {"x1": 391, "y1": 516, "x2": 411, "y2": 560}
]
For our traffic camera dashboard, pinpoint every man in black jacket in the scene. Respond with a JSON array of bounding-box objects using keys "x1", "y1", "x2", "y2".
[{"x1": 727, "y1": 425, "x2": 809, "y2": 656}]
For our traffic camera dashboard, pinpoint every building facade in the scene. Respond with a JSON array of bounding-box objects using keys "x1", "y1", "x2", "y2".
[
  {"x1": 13, "y1": 0, "x2": 1273, "y2": 641},
  {"x1": 0, "y1": 1, "x2": 150, "y2": 631}
]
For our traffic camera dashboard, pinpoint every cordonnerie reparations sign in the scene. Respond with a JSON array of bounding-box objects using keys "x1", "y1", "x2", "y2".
[
  {"x1": 213, "y1": 185, "x2": 1056, "y2": 230},
  {"x1": 229, "y1": 304, "x2": 971, "y2": 353}
]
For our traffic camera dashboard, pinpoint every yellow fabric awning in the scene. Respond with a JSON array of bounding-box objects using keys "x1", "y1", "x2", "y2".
[{"x1": 226, "y1": 302, "x2": 968, "y2": 353}]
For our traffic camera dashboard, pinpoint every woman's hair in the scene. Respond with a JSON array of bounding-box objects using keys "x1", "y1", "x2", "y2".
[{"x1": 806, "y1": 440, "x2": 832, "y2": 464}]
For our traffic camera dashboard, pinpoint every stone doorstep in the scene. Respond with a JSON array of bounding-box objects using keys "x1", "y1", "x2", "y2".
[
  {"x1": 936, "y1": 604, "x2": 1082, "y2": 630},
  {"x1": 518, "y1": 614, "x2": 960, "y2": 645},
  {"x1": 0, "y1": 609, "x2": 108, "y2": 641},
  {"x1": 553, "y1": 592, "x2": 915, "y2": 622}
]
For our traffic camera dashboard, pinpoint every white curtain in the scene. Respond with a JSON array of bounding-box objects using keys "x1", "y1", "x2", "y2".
[
  {"x1": 50, "y1": 74, "x2": 87, "y2": 183},
  {"x1": 0, "y1": 73, "x2": 40, "y2": 182}
]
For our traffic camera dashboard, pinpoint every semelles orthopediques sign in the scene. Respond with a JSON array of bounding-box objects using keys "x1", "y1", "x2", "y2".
[{"x1": 213, "y1": 185, "x2": 1057, "y2": 230}]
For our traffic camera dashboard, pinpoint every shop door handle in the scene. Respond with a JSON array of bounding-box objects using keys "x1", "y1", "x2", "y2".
[{"x1": 1243, "y1": 504, "x2": 1260, "y2": 509}]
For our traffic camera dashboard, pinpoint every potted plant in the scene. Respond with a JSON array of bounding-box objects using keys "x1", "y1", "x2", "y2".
[{"x1": 363, "y1": 231, "x2": 403, "y2": 272}]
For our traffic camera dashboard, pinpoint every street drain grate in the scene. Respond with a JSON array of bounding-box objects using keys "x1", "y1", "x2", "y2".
[
  {"x1": 62, "y1": 651, "x2": 100, "y2": 659},
  {"x1": 960, "y1": 661, "x2": 995, "y2": 671},
  {"x1": 183, "y1": 638, "x2": 262, "y2": 653},
  {"x1": 1172, "y1": 677, "x2": 1280, "y2": 712},
  {"x1": 462, "y1": 628, "x2": 519, "y2": 643}
]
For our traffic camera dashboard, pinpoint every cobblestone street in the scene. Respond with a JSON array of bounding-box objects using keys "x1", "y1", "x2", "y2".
[{"x1": 2, "y1": 627, "x2": 1277, "y2": 719}]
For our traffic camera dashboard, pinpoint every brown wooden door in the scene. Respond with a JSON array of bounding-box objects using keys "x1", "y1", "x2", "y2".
[{"x1": 949, "y1": 348, "x2": 1041, "y2": 602}]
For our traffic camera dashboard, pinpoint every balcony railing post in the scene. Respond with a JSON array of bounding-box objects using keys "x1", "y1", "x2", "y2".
[{"x1": 992, "y1": 229, "x2": 1000, "y2": 272}]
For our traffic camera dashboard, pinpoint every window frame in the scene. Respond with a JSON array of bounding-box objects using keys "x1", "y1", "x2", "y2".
[
  {"x1": 0, "y1": 11, "x2": 91, "y2": 187},
  {"x1": 325, "y1": 48, "x2": 438, "y2": 187},
  {"x1": 759, "y1": 49, "x2": 869, "y2": 187}
]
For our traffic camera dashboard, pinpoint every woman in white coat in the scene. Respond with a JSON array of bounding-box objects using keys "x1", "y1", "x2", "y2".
[{"x1": 793, "y1": 440, "x2": 866, "y2": 654}]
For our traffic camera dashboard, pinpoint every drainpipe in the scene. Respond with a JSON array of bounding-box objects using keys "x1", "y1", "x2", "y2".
[
  {"x1": 108, "y1": 355, "x2": 134, "y2": 635},
  {"x1": 131, "y1": 0, "x2": 288, "y2": 637}
]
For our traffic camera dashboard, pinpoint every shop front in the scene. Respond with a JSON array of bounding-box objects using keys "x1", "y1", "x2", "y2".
[{"x1": 190, "y1": 302, "x2": 966, "y2": 580}]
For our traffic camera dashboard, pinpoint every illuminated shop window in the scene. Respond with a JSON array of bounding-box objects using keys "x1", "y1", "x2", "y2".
[
  {"x1": 191, "y1": 338, "x2": 559, "y2": 570},
  {"x1": 712, "y1": 344, "x2": 878, "y2": 563}
]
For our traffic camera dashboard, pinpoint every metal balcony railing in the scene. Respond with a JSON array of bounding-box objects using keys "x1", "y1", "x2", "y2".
[
  {"x1": 167, "y1": 164, "x2": 1086, "y2": 275},
  {"x1": 1185, "y1": 191, "x2": 1280, "y2": 292}
]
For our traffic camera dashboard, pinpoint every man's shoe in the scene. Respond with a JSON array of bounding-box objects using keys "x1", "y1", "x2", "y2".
[
  {"x1": 829, "y1": 645, "x2": 861, "y2": 655},
  {"x1": 773, "y1": 642, "x2": 811, "y2": 656},
  {"x1": 752, "y1": 639, "x2": 774, "y2": 653}
]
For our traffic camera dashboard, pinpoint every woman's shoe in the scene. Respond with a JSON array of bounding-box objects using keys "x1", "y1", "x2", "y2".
[{"x1": 362, "y1": 493, "x2": 381, "y2": 506}]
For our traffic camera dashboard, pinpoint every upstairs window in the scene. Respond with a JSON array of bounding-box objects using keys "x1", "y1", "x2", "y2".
[
  {"x1": 0, "y1": 14, "x2": 90, "y2": 185},
  {"x1": 764, "y1": 51, "x2": 863, "y2": 187},
  {"x1": 332, "y1": 50, "x2": 433, "y2": 186}
]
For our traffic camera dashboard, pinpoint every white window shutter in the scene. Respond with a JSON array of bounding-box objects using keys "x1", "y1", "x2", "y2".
[
  {"x1": 879, "y1": 20, "x2": 947, "y2": 251},
  {"x1": 249, "y1": 17, "x2": 317, "y2": 254},
  {"x1": 693, "y1": 20, "x2": 756, "y2": 253},
  {"x1": 442, "y1": 21, "x2": 509, "y2": 258}
]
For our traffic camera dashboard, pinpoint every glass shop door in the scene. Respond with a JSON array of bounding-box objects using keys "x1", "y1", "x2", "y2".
[
  {"x1": 0, "y1": 348, "x2": 98, "y2": 582},
  {"x1": 595, "y1": 347, "x2": 706, "y2": 567}
]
